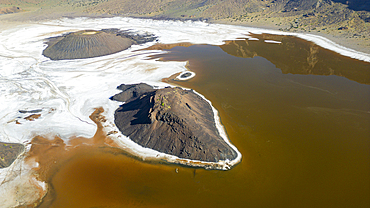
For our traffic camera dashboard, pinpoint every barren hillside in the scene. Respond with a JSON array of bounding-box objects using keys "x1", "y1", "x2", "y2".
[{"x1": 1, "y1": 0, "x2": 369, "y2": 51}]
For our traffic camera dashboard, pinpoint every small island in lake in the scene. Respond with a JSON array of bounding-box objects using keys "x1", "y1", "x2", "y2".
[
  {"x1": 111, "y1": 83, "x2": 239, "y2": 163},
  {"x1": 42, "y1": 29, "x2": 157, "y2": 60}
]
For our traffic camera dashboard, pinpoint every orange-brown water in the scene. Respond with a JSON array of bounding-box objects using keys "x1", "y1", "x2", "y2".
[{"x1": 34, "y1": 34, "x2": 370, "y2": 208}]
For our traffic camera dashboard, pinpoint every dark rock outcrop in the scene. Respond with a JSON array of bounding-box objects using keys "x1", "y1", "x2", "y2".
[
  {"x1": 283, "y1": 0, "x2": 332, "y2": 12},
  {"x1": 0, "y1": 6, "x2": 21, "y2": 14},
  {"x1": 43, "y1": 29, "x2": 157, "y2": 60},
  {"x1": 332, "y1": 0, "x2": 370, "y2": 12},
  {"x1": 0, "y1": 142, "x2": 24, "y2": 169},
  {"x1": 111, "y1": 83, "x2": 238, "y2": 162}
]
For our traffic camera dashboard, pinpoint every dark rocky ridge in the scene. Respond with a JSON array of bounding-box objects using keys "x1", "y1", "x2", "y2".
[
  {"x1": 180, "y1": 72, "x2": 192, "y2": 78},
  {"x1": 42, "y1": 29, "x2": 157, "y2": 60},
  {"x1": 0, "y1": 6, "x2": 21, "y2": 15},
  {"x1": 111, "y1": 83, "x2": 238, "y2": 162},
  {"x1": 0, "y1": 142, "x2": 24, "y2": 169}
]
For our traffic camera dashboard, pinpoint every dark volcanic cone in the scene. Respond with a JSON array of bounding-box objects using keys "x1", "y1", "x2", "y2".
[
  {"x1": 42, "y1": 30, "x2": 133, "y2": 60},
  {"x1": 0, "y1": 142, "x2": 24, "y2": 169},
  {"x1": 111, "y1": 83, "x2": 238, "y2": 163}
]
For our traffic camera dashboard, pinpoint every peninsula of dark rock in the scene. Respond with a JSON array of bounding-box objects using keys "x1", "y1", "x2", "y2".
[
  {"x1": 42, "y1": 29, "x2": 157, "y2": 60},
  {"x1": 0, "y1": 142, "x2": 24, "y2": 169},
  {"x1": 111, "y1": 83, "x2": 238, "y2": 163}
]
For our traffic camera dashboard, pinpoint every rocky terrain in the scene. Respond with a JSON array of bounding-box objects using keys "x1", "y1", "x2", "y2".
[
  {"x1": 0, "y1": 5, "x2": 20, "y2": 14},
  {"x1": 1, "y1": 0, "x2": 369, "y2": 53},
  {"x1": 43, "y1": 29, "x2": 156, "y2": 60},
  {"x1": 111, "y1": 83, "x2": 238, "y2": 162},
  {"x1": 0, "y1": 142, "x2": 24, "y2": 169}
]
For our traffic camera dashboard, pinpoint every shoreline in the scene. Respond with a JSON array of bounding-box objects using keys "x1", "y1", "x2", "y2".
[
  {"x1": 1, "y1": 9, "x2": 369, "y2": 55},
  {"x1": 100, "y1": 91, "x2": 242, "y2": 170},
  {"x1": 219, "y1": 23, "x2": 370, "y2": 62},
  {"x1": 0, "y1": 15, "x2": 368, "y2": 171},
  {"x1": 211, "y1": 19, "x2": 370, "y2": 55},
  {"x1": 0, "y1": 14, "x2": 369, "y2": 207}
]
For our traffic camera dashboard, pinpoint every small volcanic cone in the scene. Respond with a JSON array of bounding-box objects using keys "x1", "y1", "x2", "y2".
[
  {"x1": 111, "y1": 83, "x2": 239, "y2": 163},
  {"x1": 42, "y1": 30, "x2": 133, "y2": 60}
]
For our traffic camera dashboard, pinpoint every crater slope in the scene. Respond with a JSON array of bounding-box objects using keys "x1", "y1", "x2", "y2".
[
  {"x1": 43, "y1": 29, "x2": 156, "y2": 60},
  {"x1": 111, "y1": 83, "x2": 239, "y2": 163}
]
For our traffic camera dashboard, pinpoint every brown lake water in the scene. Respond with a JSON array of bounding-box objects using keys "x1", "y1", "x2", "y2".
[{"x1": 36, "y1": 34, "x2": 370, "y2": 208}]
